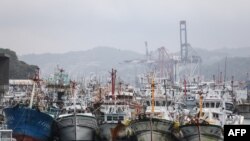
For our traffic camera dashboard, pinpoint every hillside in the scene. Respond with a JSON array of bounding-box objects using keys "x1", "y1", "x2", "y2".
[
  {"x1": 20, "y1": 46, "x2": 250, "y2": 82},
  {"x1": 195, "y1": 47, "x2": 250, "y2": 81},
  {"x1": 20, "y1": 47, "x2": 145, "y2": 83},
  {"x1": 195, "y1": 47, "x2": 250, "y2": 65},
  {"x1": 200, "y1": 57, "x2": 250, "y2": 81},
  {"x1": 0, "y1": 48, "x2": 38, "y2": 79}
]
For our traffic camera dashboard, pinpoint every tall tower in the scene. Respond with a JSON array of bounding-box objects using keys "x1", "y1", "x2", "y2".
[{"x1": 180, "y1": 20, "x2": 188, "y2": 63}]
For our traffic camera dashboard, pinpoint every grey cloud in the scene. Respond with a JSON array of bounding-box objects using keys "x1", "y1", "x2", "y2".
[{"x1": 0, "y1": 0, "x2": 250, "y2": 55}]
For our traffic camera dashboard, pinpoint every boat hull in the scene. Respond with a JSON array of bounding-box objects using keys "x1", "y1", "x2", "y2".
[
  {"x1": 236, "y1": 103, "x2": 250, "y2": 119},
  {"x1": 3, "y1": 106, "x2": 55, "y2": 141},
  {"x1": 99, "y1": 122, "x2": 132, "y2": 141},
  {"x1": 128, "y1": 118, "x2": 178, "y2": 141},
  {"x1": 99, "y1": 123, "x2": 117, "y2": 141},
  {"x1": 56, "y1": 114, "x2": 98, "y2": 141},
  {"x1": 179, "y1": 124, "x2": 223, "y2": 141},
  {"x1": 13, "y1": 134, "x2": 43, "y2": 141}
]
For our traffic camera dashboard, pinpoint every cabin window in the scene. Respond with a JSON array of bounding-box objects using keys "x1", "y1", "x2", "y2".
[
  {"x1": 216, "y1": 102, "x2": 220, "y2": 108},
  {"x1": 156, "y1": 101, "x2": 160, "y2": 106},
  {"x1": 162, "y1": 101, "x2": 166, "y2": 106},
  {"x1": 206, "y1": 102, "x2": 209, "y2": 108},
  {"x1": 213, "y1": 113, "x2": 219, "y2": 119},
  {"x1": 119, "y1": 116, "x2": 124, "y2": 120},
  {"x1": 211, "y1": 102, "x2": 215, "y2": 108},
  {"x1": 107, "y1": 116, "x2": 112, "y2": 121},
  {"x1": 113, "y1": 116, "x2": 118, "y2": 121},
  {"x1": 225, "y1": 103, "x2": 234, "y2": 111},
  {"x1": 146, "y1": 101, "x2": 150, "y2": 106}
]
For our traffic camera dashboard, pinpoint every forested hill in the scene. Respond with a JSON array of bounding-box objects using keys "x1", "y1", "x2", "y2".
[{"x1": 0, "y1": 48, "x2": 38, "y2": 79}]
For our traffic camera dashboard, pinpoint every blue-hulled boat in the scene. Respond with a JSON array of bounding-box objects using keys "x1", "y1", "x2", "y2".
[
  {"x1": 3, "y1": 105, "x2": 55, "y2": 141},
  {"x1": 3, "y1": 68, "x2": 56, "y2": 141}
]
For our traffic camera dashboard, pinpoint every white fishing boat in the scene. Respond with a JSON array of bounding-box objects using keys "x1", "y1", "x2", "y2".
[
  {"x1": 55, "y1": 81, "x2": 99, "y2": 141},
  {"x1": 179, "y1": 89, "x2": 244, "y2": 141},
  {"x1": 98, "y1": 69, "x2": 135, "y2": 141},
  {"x1": 127, "y1": 76, "x2": 178, "y2": 141},
  {"x1": 236, "y1": 80, "x2": 250, "y2": 119}
]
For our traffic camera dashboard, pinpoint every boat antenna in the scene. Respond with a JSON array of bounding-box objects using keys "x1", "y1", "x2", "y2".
[
  {"x1": 29, "y1": 67, "x2": 41, "y2": 108},
  {"x1": 111, "y1": 68, "x2": 117, "y2": 101},
  {"x1": 151, "y1": 74, "x2": 155, "y2": 113},
  {"x1": 163, "y1": 79, "x2": 167, "y2": 108},
  {"x1": 198, "y1": 91, "x2": 203, "y2": 119},
  {"x1": 70, "y1": 80, "x2": 77, "y2": 113},
  {"x1": 184, "y1": 79, "x2": 187, "y2": 96}
]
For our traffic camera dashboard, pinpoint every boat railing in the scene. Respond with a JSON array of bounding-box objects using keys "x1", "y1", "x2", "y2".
[{"x1": 0, "y1": 124, "x2": 16, "y2": 141}]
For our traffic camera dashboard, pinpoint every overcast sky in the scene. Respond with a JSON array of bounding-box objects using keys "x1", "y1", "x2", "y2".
[{"x1": 0, "y1": 0, "x2": 250, "y2": 55}]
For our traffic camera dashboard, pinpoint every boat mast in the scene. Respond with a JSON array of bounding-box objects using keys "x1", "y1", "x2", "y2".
[
  {"x1": 184, "y1": 79, "x2": 187, "y2": 96},
  {"x1": 71, "y1": 81, "x2": 77, "y2": 114},
  {"x1": 111, "y1": 68, "x2": 116, "y2": 101},
  {"x1": 29, "y1": 82, "x2": 36, "y2": 108},
  {"x1": 199, "y1": 91, "x2": 203, "y2": 118},
  {"x1": 163, "y1": 79, "x2": 167, "y2": 108},
  {"x1": 29, "y1": 68, "x2": 40, "y2": 108},
  {"x1": 70, "y1": 80, "x2": 77, "y2": 139},
  {"x1": 151, "y1": 75, "x2": 155, "y2": 113}
]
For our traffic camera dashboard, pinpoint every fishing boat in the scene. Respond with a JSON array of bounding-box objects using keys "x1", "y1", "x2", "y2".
[
  {"x1": 56, "y1": 112, "x2": 98, "y2": 141},
  {"x1": 45, "y1": 66, "x2": 71, "y2": 114},
  {"x1": 236, "y1": 80, "x2": 250, "y2": 119},
  {"x1": 98, "y1": 69, "x2": 135, "y2": 141},
  {"x1": 4, "y1": 106, "x2": 55, "y2": 141},
  {"x1": 178, "y1": 94, "x2": 224, "y2": 141},
  {"x1": 127, "y1": 76, "x2": 178, "y2": 141},
  {"x1": 178, "y1": 88, "x2": 244, "y2": 141},
  {"x1": 3, "y1": 69, "x2": 55, "y2": 141},
  {"x1": 179, "y1": 123, "x2": 223, "y2": 141},
  {"x1": 236, "y1": 102, "x2": 250, "y2": 119},
  {"x1": 55, "y1": 81, "x2": 99, "y2": 141},
  {"x1": 180, "y1": 79, "x2": 199, "y2": 110}
]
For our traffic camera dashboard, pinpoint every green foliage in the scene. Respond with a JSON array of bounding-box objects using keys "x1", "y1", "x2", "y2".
[{"x1": 0, "y1": 48, "x2": 38, "y2": 79}]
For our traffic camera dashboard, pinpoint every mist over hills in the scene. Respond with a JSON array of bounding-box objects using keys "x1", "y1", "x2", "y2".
[
  {"x1": 196, "y1": 47, "x2": 250, "y2": 64},
  {"x1": 19, "y1": 46, "x2": 250, "y2": 83},
  {"x1": 194, "y1": 47, "x2": 250, "y2": 81},
  {"x1": 20, "y1": 47, "x2": 145, "y2": 83}
]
